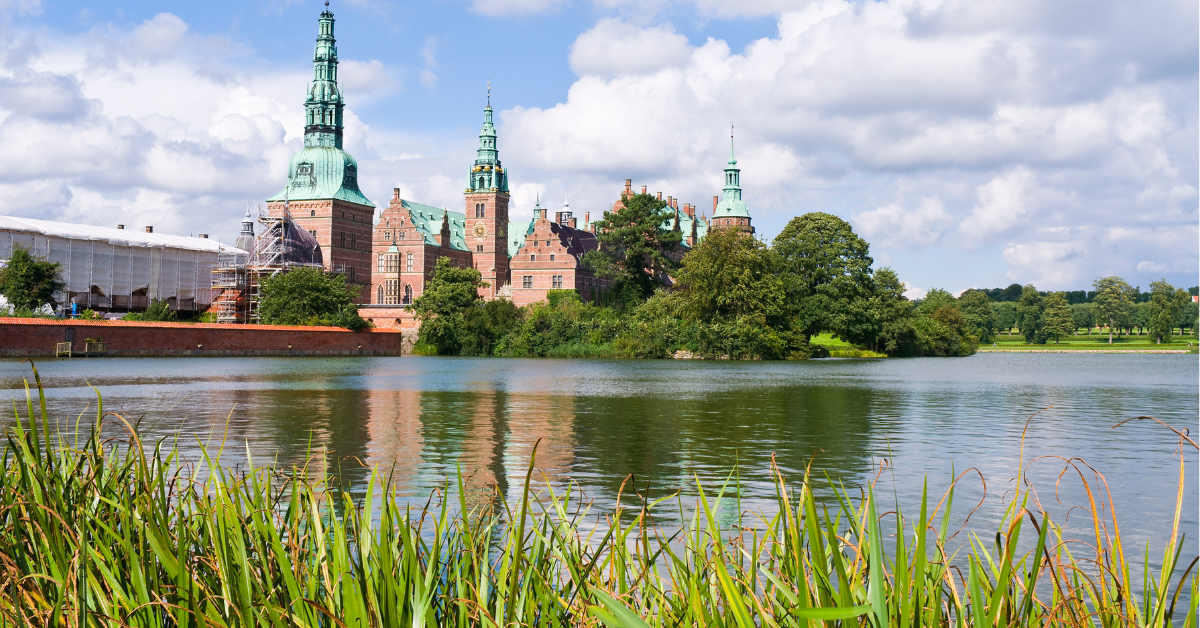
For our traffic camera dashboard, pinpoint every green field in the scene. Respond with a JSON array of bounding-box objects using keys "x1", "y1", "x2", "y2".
[{"x1": 987, "y1": 328, "x2": 1198, "y2": 351}]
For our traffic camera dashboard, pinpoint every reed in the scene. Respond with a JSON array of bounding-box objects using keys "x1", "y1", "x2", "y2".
[{"x1": 0, "y1": 365, "x2": 1195, "y2": 627}]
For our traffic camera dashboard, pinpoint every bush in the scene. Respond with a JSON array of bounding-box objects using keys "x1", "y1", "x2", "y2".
[
  {"x1": 258, "y1": 267, "x2": 369, "y2": 331},
  {"x1": 124, "y1": 300, "x2": 175, "y2": 322}
]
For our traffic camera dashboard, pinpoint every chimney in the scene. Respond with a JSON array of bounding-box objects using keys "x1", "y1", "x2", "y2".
[
  {"x1": 584, "y1": 211, "x2": 589, "y2": 225},
  {"x1": 624, "y1": 179, "x2": 632, "y2": 193},
  {"x1": 555, "y1": 211, "x2": 563, "y2": 224},
  {"x1": 117, "y1": 224, "x2": 124, "y2": 230},
  {"x1": 393, "y1": 187, "x2": 400, "y2": 199},
  {"x1": 673, "y1": 199, "x2": 679, "y2": 209},
  {"x1": 667, "y1": 196, "x2": 673, "y2": 208},
  {"x1": 145, "y1": 226, "x2": 153, "y2": 233},
  {"x1": 713, "y1": 196, "x2": 719, "y2": 213},
  {"x1": 685, "y1": 204, "x2": 694, "y2": 218},
  {"x1": 569, "y1": 217, "x2": 577, "y2": 229},
  {"x1": 656, "y1": 192, "x2": 662, "y2": 201},
  {"x1": 198, "y1": 234, "x2": 209, "y2": 239},
  {"x1": 641, "y1": 186, "x2": 647, "y2": 194}
]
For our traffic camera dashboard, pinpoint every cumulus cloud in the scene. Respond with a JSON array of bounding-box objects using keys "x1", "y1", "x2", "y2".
[
  {"x1": 470, "y1": 0, "x2": 562, "y2": 17},
  {"x1": 503, "y1": 0, "x2": 1197, "y2": 289},
  {"x1": 853, "y1": 196, "x2": 953, "y2": 249},
  {"x1": 569, "y1": 19, "x2": 692, "y2": 78}
]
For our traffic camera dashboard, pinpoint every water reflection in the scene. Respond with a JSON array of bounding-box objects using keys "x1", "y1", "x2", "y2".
[{"x1": 0, "y1": 354, "x2": 1194, "y2": 560}]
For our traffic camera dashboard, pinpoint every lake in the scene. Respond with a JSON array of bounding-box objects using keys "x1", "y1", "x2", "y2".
[{"x1": 1, "y1": 353, "x2": 1195, "y2": 569}]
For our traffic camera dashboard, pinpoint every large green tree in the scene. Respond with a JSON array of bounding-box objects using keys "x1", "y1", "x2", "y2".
[
  {"x1": 1015, "y1": 285, "x2": 1043, "y2": 343},
  {"x1": 582, "y1": 192, "x2": 681, "y2": 305},
  {"x1": 674, "y1": 227, "x2": 795, "y2": 359},
  {"x1": 912, "y1": 289, "x2": 976, "y2": 356},
  {"x1": 771, "y1": 213, "x2": 874, "y2": 341},
  {"x1": 0, "y1": 245, "x2": 64, "y2": 312},
  {"x1": 866, "y1": 268, "x2": 917, "y2": 355},
  {"x1": 1091, "y1": 276, "x2": 1134, "y2": 343},
  {"x1": 992, "y1": 301, "x2": 1017, "y2": 335},
  {"x1": 1041, "y1": 292, "x2": 1074, "y2": 343},
  {"x1": 1146, "y1": 279, "x2": 1185, "y2": 344},
  {"x1": 1070, "y1": 303, "x2": 1094, "y2": 335},
  {"x1": 257, "y1": 266, "x2": 369, "y2": 330},
  {"x1": 408, "y1": 256, "x2": 488, "y2": 354},
  {"x1": 958, "y1": 289, "x2": 995, "y2": 343}
]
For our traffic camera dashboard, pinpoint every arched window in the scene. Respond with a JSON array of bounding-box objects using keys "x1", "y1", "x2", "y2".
[
  {"x1": 406, "y1": 253, "x2": 414, "y2": 272},
  {"x1": 476, "y1": 244, "x2": 483, "y2": 252},
  {"x1": 310, "y1": 210, "x2": 315, "y2": 217},
  {"x1": 403, "y1": 285, "x2": 413, "y2": 305},
  {"x1": 377, "y1": 285, "x2": 383, "y2": 303}
]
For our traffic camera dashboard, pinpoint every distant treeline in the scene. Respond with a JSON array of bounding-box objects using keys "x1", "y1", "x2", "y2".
[{"x1": 981, "y1": 283, "x2": 1200, "y2": 304}]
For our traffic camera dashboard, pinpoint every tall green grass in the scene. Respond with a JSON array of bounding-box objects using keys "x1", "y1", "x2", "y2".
[{"x1": 1, "y1": 365, "x2": 1195, "y2": 627}]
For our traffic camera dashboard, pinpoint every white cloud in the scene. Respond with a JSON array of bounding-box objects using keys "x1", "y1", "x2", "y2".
[
  {"x1": 957, "y1": 167, "x2": 1037, "y2": 244},
  {"x1": 470, "y1": 0, "x2": 562, "y2": 17},
  {"x1": 1136, "y1": 260, "x2": 1170, "y2": 274},
  {"x1": 902, "y1": 282, "x2": 926, "y2": 300},
  {"x1": 853, "y1": 196, "x2": 953, "y2": 249},
  {"x1": 568, "y1": 19, "x2": 692, "y2": 78},
  {"x1": 419, "y1": 70, "x2": 438, "y2": 90}
]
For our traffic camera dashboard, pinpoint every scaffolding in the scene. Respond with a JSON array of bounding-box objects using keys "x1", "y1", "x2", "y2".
[{"x1": 211, "y1": 205, "x2": 324, "y2": 324}]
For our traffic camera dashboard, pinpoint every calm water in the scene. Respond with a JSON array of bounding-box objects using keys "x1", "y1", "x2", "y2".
[{"x1": 2, "y1": 354, "x2": 1196, "y2": 566}]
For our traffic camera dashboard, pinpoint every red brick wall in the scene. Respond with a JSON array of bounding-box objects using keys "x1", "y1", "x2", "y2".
[
  {"x1": 268, "y1": 199, "x2": 375, "y2": 302},
  {"x1": 0, "y1": 318, "x2": 408, "y2": 357}
]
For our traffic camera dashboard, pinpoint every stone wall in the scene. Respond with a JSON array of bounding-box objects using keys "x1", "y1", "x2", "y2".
[{"x1": 0, "y1": 318, "x2": 409, "y2": 357}]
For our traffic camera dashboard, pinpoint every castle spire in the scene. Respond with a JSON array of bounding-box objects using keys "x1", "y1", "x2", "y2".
[
  {"x1": 723, "y1": 126, "x2": 741, "y2": 200},
  {"x1": 304, "y1": 8, "x2": 344, "y2": 149},
  {"x1": 467, "y1": 89, "x2": 508, "y2": 193}
]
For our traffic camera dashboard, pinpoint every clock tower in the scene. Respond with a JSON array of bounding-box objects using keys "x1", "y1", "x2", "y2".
[{"x1": 465, "y1": 92, "x2": 510, "y2": 297}]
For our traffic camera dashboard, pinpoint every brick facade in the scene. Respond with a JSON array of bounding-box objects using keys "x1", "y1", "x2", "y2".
[
  {"x1": 267, "y1": 199, "x2": 374, "y2": 302},
  {"x1": 508, "y1": 207, "x2": 610, "y2": 307}
]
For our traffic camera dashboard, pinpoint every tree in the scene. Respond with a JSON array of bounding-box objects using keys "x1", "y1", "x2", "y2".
[
  {"x1": 1131, "y1": 302, "x2": 1151, "y2": 336},
  {"x1": 582, "y1": 192, "x2": 681, "y2": 305},
  {"x1": 958, "y1": 289, "x2": 995, "y2": 342},
  {"x1": 992, "y1": 301, "x2": 1017, "y2": 335},
  {"x1": 772, "y1": 213, "x2": 874, "y2": 341},
  {"x1": 866, "y1": 268, "x2": 917, "y2": 355},
  {"x1": 1070, "y1": 303, "x2": 1094, "y2": 335},
  {"x1": 1146, "y1": 279, "x2": 1184, "y2": 344},
  {"x1": 0, "y1": 244, "x2": 64, "y2": 312},
  {"x1": 1091, "y1": 276, "x2": 1134, "y2": 344},
  {"x1": 408, "y1": 257, "x2": 488, "y2": 354},
  {"x1": 674, "y1": 227, "x2": 796, "y2": 359},
  {"x1": 1178, "y1": 298, "x2": 1198, "y2": 336},
  {"x1": 912, "y1": 289, "x2": 976, "y2": 356},
  {"x1": 124, "y1": 300, "x2": 176, "y2": 322},
  {"x1": 1015, "y1": 285, "x2": 1043, "y2": 343},
  {"x1": 1041, "y1": 292, "x2": 1074, "y2": 343},
  {"x1": 258, "y1": 266, "x2": 369, "y2": 330}
]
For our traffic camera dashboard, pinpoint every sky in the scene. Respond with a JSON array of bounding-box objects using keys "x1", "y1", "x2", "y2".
[{"x1": 0, "y1": 0, "x2": 1195, "y2": 296}]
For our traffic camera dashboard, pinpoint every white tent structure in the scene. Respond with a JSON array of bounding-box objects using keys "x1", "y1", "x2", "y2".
[{"x1": 0, "y1": 216, "x2": 246, "y2": 314}]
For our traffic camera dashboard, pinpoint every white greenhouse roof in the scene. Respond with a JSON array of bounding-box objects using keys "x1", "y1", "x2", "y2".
[{"x1": 0, "y1": 215, "x2": 246, "y2": 255}]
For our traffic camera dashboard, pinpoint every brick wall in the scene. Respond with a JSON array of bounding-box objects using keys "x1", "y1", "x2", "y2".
[{"x1": 0, "y1": 318, "x2": 409, "y2": 357}]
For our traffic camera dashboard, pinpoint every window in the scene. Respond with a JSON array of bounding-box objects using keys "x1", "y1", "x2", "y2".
[
  {"x1": 310, "y1": 229, "x2": 317, "y2": 238},
  {"x1": 349, "y1": 267, "x2": 356, "y2": 282},
  {"x1": 530, "y1": 254, "x2": 536, "y2": 261},
  {"x1": 552, "y1": 275, "x2": 563, "y2": 289},
  {"x1": 339, "y1": 232, "x2": 346, "y2": 247},
  {"x1": 403, "y1": 285, "x2": 413, "y2": 305},
  {"x1": 534, "y1": 240, "x2": 540, "y2": 247},
  {"x1": 377, "y1": 285, "x2": 384, "y2": 303},
  {"x1": 546, "y1": 241, "x2": 551, "y2": 246},
  {"x1": 377, "y1": 254, "x2": 385, "y2": 273},
  {"x1": 476, "y1": 244, "x2": 483, "y2": 252},
  {"x1": 522, "y1": 276, "x2": 532, "y2": 289},
  {"x1": 350, "y1": 234, "x2": 357, "y2": 249},
  {"x1": 310, "y1": 210, "x2": 315, "y2": 217},
  {"x1": 406, "y1": 253, "x2": 414, "y2": 272},
  {"x1": 475, "y1": 203, "x2": 485, "y2": 218},
  {"x1": 549, "y1": 254, "x2": 555, "y2": 262}
]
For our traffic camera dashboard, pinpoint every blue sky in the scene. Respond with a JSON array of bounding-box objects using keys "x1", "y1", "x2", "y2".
[{"x1": 0, "y1": 0, "x2": 1196, "y2": 294}]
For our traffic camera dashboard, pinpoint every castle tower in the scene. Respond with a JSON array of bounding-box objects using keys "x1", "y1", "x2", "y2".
[
  {"x1": 465, "y1": 88, "x2": 511, "y2": 297},
  {"x1": 266, "y1": 7, "x2": 375, "y2": 300},
  {"x1": 711, "y1": 128, "x2": 754, "y2": 235}
]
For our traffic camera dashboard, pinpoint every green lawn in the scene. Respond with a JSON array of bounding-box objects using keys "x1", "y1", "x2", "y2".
[{"x1": 988, "y1": 329, "x2": 1197, "y2": 351}]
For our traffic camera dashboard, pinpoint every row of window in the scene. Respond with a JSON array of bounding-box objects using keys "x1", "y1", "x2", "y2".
[
  {"x1": 520, "y1": 275, "x2": 565, "y2": 289},
  {"x1": 528, "y1": 254, "x2": 556, "y2": 262},
  {"x1": 377, "y1": 252, "x2": 415, "y2": 273},
  {"x1": 377, "y1": 280, "x2": 413, "y2": 305}
]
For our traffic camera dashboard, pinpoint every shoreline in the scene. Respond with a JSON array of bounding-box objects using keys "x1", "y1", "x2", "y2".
[{"x1": 978, "y1": 348, "x2": 1194, "y2": 354}]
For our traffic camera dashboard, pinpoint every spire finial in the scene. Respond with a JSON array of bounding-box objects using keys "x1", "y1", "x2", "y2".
[{"x1": 487, "y1": 78, "x2": 491, "y2": 106}]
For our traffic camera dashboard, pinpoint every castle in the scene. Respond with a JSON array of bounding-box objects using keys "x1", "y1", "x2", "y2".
[{"x1": 271, "y1": 10, "x2": 753, "y2": 327}]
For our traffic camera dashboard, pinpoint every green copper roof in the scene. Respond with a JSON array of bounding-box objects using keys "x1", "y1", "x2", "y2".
[
  {"x1": 713, "y1": 132, "x2": 750, "y2": 219},
  {"x1": 508, "y1": 220, "x2": 534, "y2": 258},
  {"x1": 267, "y1": 9, "x2": 373, "y2": 208},
  {"x1": 466, "y1": 98, "x2": 509, "y2": 193},
  {"x1": 267, "y1": 146, "x2": 373, "y2": 206},
  {"x1": 402, "y1": 200, "x2": 468, "y2": 251}
]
